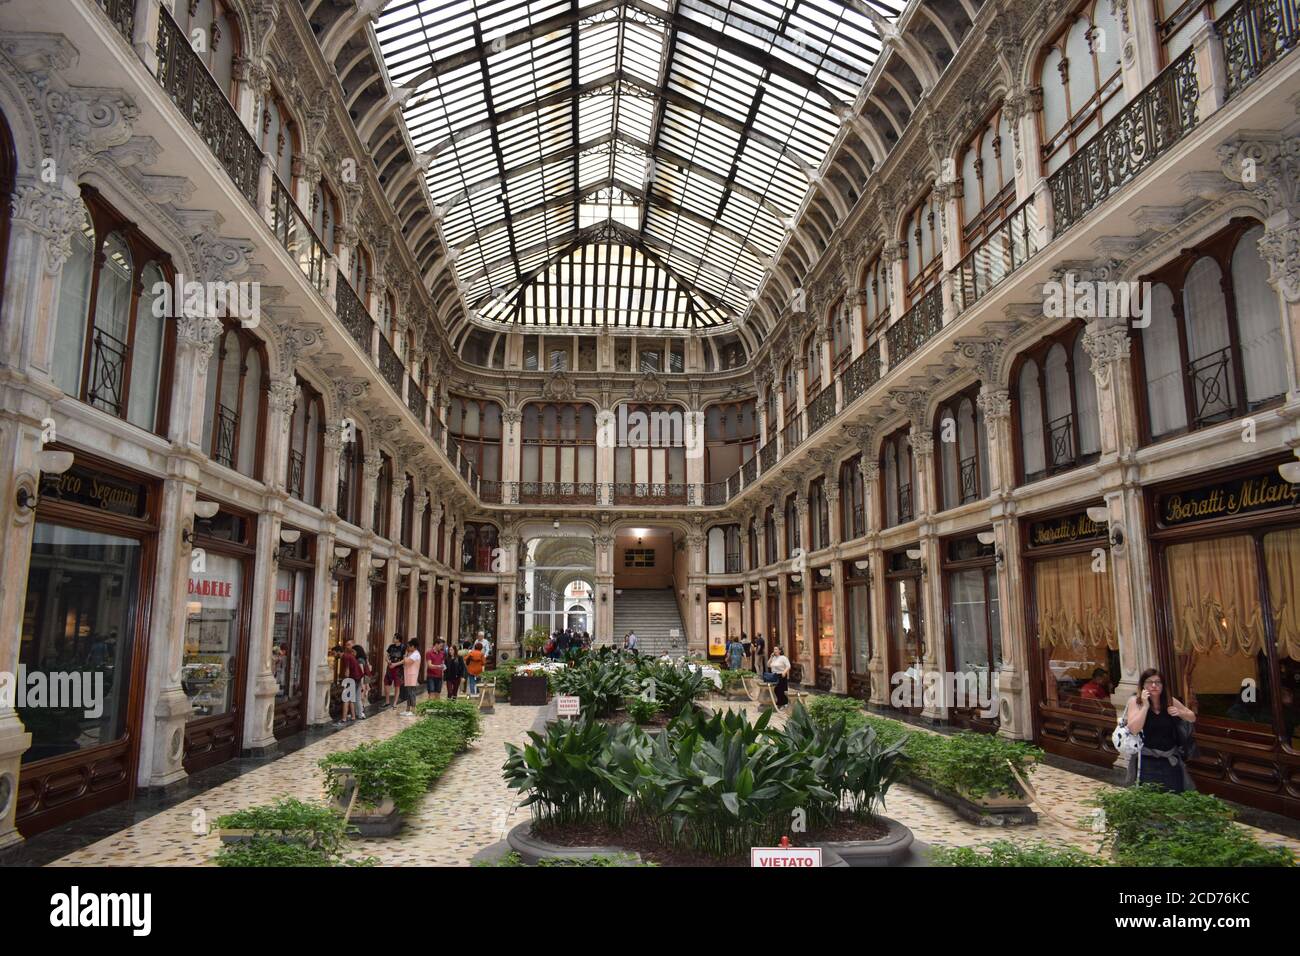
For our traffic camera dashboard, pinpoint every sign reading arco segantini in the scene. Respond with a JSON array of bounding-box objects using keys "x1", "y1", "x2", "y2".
[
  {"x1": 1158, "y1": 470, "x2": 1298, "y2": 528},
  {"x1": 1027, "y1": 511, "x2": 1106, "y2": 548}
]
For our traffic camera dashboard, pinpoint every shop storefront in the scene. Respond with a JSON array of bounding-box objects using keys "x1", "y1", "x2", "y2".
[
  {"x1": 183, "y1": 506, "x2": 255, "y2": 771},
  {"x1": 942, "y1": 533, "x2": 1002, "y2": 732},
  {"x1": 16, "y1": 455, "x2": 156, "y2": 834},
  {"x1": 785, "y1": 575, "x2": 804, "y2": 684},
  {"x1": 395, "y1": 566, "x2": 410, "y2": 638},
  {"x1": 367, "y1": 561, "x2": 388, "y2": 704},
  {"x1": 1023, "y1": 505, "x2": 1117, "y2": 764},
  {"x1": 1148, "y1": 459, "x2": 1300, "y2": 819},
  {"x1": 812, "y1": 571, "x2": 834, "y2": 690},
  {"x1": 327, "y1": 549, "x2": 356, "y2": 721},
  {"x1": 765, "y1": 589, "x2": 780, "y2": 650},
  {"x1": 458, "y1": 584, "x2": 498, "y2": 647},
  {"x1": 272, "y1": 531, "x2": 313, "y2": 739},
  {"x1": 885, "y1": 548, "x2": 925, "y2": 714},
  {"x1": 843, "y1": 559, "x2": 871, "y2": 700},
  {"x1": 706, "y1": 587, "x2": 742, "y2": 660}
]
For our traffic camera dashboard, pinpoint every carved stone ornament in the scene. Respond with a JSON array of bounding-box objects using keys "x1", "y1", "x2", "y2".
[
  {"x1": 976, "y1": 387, "x2": 1013, "y2": 422},
  {"x1": 631, "y1": 371, "x2": 667, "y2": 402},
  {"x1": 1081, "y1": 321, "x2": 1131, "y2": 388},
  {"x1": 540, "y1": 370, "x2": 577, "y2": 401}
]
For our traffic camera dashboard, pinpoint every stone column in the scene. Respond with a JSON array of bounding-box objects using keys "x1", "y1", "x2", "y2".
[{"x1": 858, "y1": 460, "x2": 888, "y2": 707}]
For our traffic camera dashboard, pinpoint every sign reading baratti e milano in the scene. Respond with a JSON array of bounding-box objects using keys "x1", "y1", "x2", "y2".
[
  {"x1": 1028, "y1": 511, "x2": 1106, "y2": 548},
  {"x1": 1158, "y1": 470, "x2": 1298, "y2": 527}
]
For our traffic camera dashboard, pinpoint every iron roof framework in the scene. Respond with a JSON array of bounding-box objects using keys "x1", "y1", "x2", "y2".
[{"x1": 376, "y1": 0, "x2": 901, "y2": 330}]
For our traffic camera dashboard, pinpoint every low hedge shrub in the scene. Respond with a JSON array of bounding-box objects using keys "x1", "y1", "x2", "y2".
[
  {"x1": 214, "y1": 798, "x2": 347, "y2": 853},
  {"x1": 928, "y1": 840, "x2": 1104, "y2": 867}
]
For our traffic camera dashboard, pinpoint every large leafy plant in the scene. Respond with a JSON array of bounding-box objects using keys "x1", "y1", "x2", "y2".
[
  {"x1": 639, "y1": 659, "x2": 713, "y2": 717},
  {"x1": 780, "y1": 702, "x2": 907, "y2": 823},
  {"x1": 552, "y1": 658, "x2": 637, "y2": 718}
]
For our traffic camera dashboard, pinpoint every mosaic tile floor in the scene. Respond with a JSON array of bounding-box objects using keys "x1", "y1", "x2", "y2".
[{"x1": 46, "y1": 695, "x2": 1300, "y2": 866}]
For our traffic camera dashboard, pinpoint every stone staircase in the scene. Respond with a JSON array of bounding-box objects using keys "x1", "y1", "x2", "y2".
[{"x1": 612, "y1": 588, "x2": 687, "y2": 657}]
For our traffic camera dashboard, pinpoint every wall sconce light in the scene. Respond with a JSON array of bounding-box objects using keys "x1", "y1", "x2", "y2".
[
  {"x1": 750, "y1": 583, "x2": 760, "y2": 593},
  {"x1": 853, "y1": 559, "x2": 869, "y2": 571},
  {"x1": 371, "y1": 557, "x2": 387, "y2": 569},
  {"x1": 1086, "y1": 506, "x2": 1109, "y2": 524},
  {"x1": 15, "y1": 449, "x2": 75, "y2": 511},
  {"x1": 334, "y1": 545, "x2": 352, "y2": 560},
  {"x1": 994, "y1": 549, "x2": 1005, "y2": 567},
  {"x1": 976, "y1": 530, "x2": 996, "y2": 547},
  {"x1": 905, "y1": 547, "x2": 922, "y2": 560},
  {"x1": 552, "y1": 518, "x2": 560, "y2": 529},
  {"x1": 600, "y1": 591, "x2": 607, "y2": 603},
  {"x1": 1085, "y1": 506, "x2": 1125, "y2": 551},
  {"x1": 419, "y1": 573, "x2": 431, "y2": 583},
  {"x1": 280, "y1": 528, "x2": 301, "y2": 545},
  {"x1": 399, "y1": 566, "x2": 413, "y2": 576},
  {"x1": 818, "y1": 567, "x2": 831, "y2": 578},
  {"x1": 182, "y1": 499, "x2": 220, "y2": 546},
  {"x1": 694, "y1": 592, "x2": 701, "y2": 603},
  {"x1": 791, "y1": 573, "x2": 802, "y2": 583},
  {"x1": 1278, "y1": 451, "x2": 1300, "y2": 483}
]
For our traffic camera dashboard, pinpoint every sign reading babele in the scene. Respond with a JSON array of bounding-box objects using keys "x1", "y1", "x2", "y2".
[
  {"x1": 1159, "y1": 470, "x2": 1298, "y2": 527},
  {"x1": 1027, "y1": 511, "x2": 1105, "y2": 548},
  {"x1": 40, "y1": 465, "x2": 146, "y2": 517}
]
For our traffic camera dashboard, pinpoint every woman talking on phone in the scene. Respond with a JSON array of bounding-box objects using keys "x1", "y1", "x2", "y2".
[{"x1": 1124, "y1": 668, "x2": 1197, "y2": 792}]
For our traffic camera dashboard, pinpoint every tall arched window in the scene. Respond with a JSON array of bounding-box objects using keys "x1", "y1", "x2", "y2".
[
  {"x1": 338, "y1": 428, "x2": 364, "y2": 526},
  {"x1": 1155, "y1": 0, "x2": 1227, "y2": 62},
  {"x1": 1138, "y1": 219, "x2": 1285, "y2": 441},
  {"x1": 311, "y1": 180, "x2": 339, "y2": 254},
  {"x1": 785, "y1": 494, "x2": 801, "y2": 554},
  {"x1": 373, "y1": 452, "x2": 392, "y2": 536},
  {"x1": 520, "y1": 402, "x2": 597, "y2": 501},
  {"x1": 860, "y1": 251, "x2": 892, "y2": 337},
  {"x1": 782, "y1": 361, "x2": 799, "y2": 422},
  {"x1": 461, "y1": 522, "x2": 498, "y2": 572},
  {"x1": 52, "y1": 187, "x2": 174, "y2": 434},
  {"x1": 350, "y1": 243, "x2": 372, "y2": 303},
  {"x1": 880, "y1": 428, "x2": 915, "y2": 527},
  {"x1": 903, "y1": 187, "x2": 943, "y2": 304},
  {"x1": 1038, "y1": 0, "x2": 1124, "y2": 176},
  {"x1": 201, "y1": 322, "x2": 266, "y2": 477},
  {"x1": 400, "y1": 473, "x2": 415, "y2": 548},
  {"x1": 959, "y1": 104, "x2": 1017, "y2": 247},
  {"x1": 764, "y1": 505, "x2": 777, "y2": 564},
  {"x1": 614, "y1": 403, "x2": 687, "y2": 493},
  {"x1": 934, "y1": 385, "x2": 990, "y2": 510},
  {"x1": 288, "y1": 376, "x2": 323, "y2": 506},
  {"x1": 707, "y1": 525, "x2": 741, "y2": 573},
  {"x1": 764, "y1": 386, "x2": 778, "y2": 441},
  {"x1": 804, "y1": 333, "x2": 823, "y2": 398},
  {"x1": 705, "y1": 399, "x2": 757, "y2": 482},
  {"x1": 809, "y1": 478, "x2": 829, "y2": 551},
  {"x1": 261, "y1": 87, "x2": 299, "y2": 190},
  {"x1": 448, "y1": 396, "x2": 502, "y2": 482},
  {"x1": 169, "y1": 0, "x2": 242, "y2": 103},
  {"x1": 830, "y1": 297, "x2": 853, "y2": 372},
  {"x1": 1014, "y1": 324, "x2": 1102, "y2": 484},
  {"x1": 840, "y1": 454, "x2": 865, "y2": 540}
]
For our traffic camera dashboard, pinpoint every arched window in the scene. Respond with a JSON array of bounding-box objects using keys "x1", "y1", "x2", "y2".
[
  {"x1": 1137, "y1": 219, "x2": 1285, "y2": 441},
  {"x1": 764, "y1": 505, "x2": 777, "y2": 564},
  {"x1": 461, "y1": 522, "x2": 498, "y2": 572},
  {"x1": 1155, "y1": 0, "x2": 1226, "y2": 63},
  {"x1": 169, "y1": 0, "x2": 242, "y2": 103},
  {"x1": 449, "y1": 395, "x2": 502, "y2": 482},
  {"x1": 349, "y1": 243, "x2": 372, "y2": 303},
  {"x1": 959, "y1": 103, "x2": 1017, "y2": 248},
  {"x1": 373, "y1": 452, "x2": 393, "y2": 536},
  {"x1": 903, "y1": 187, "x2": 943, "y2": 304},
  {"x1": 934, "y1": 385, "x2": 990, "y2": 510},
  {"x1": 764, "y1": 387, "x2": 778, "y2": 441},
  {"x1": 202, "y1": 322, "x2": 266, "y2": 477},
  {"x1": 420, "y1": 491, "x2": 433, "y2": 557},
  {"x1": 809, "y1": 478, "x2": 829, "y2": 551},
  {"x1": 782, "y1": 361, "x2": 798, "y2": 421},
  {"x1": 704, "y1": 399, "x2": 757, "y2": 482},
  {"x1": 785, "y1": 494, "x2": 801, "y2": 554},
  {"x1": 748, "y1": 521, "x2": 759, "y2": 569},
  {"x1": 520, "y1": 402, "x2": 597, "y2": 500},
  {"x1": 614, "y1": 403, "x2": 687, "y2": 494},
  {"x1": 880, "y1": 428, "x2": 915, "y2": 527},
  {"x1": 311, "y1": 180, "x2": 339, "y2": 253},
  {"x1": 337, "y1": 428, "x2": 364, "y2": 526},
  {"x1": 1038, "y1": 0, "x2": 1124, "y2": 176},
  {"x1": 399, "y1": 473, "x2": 415, "y2": 548},
  {"x1": 830, "y1": 297, "x2": 853, "y2": 372},
  {"x1": 707, "y1": 525, "x2": 741, "y2": 573},
  {"x1": 1014, "y1": 324, "x2": 1102, "y2": 484},
  {"x1": 261, "y1": 87, "x2": 299, "y2": 190},
  {"x1": 840, "y1": 454, "x2": 865, "y2": 540},
  {"x1": 860, "y1": 251, "x2": 892, "y2": 336},
  {"x1": 288, "y1": 377, "x2": 323, "y2": 506},
  {"x1": 52, "y1": 187, "x2": 175, "y2": 434},
  {"x1": 804, "y1": 333, "x2": 823, "y2": 398}
]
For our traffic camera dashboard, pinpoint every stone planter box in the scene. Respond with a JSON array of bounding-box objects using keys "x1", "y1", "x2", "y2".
[
  {"x1": 506, "y1": 821, "x2": 644, "y2": 866},
  {"x1": 510, "y1": 674, "x2": 550, "y2": 706},
  {"x1": 904, "y1": 775, "x2": 1037, "y2": 826},
  {"x1": 217, "y1": 828, "x2": 314, "y2": 846},
  {"x1": 345, "y1": 802, "x2": 403, "y2": 838},
  {"x1": 814, "y1": 817, "x2": 914, "y2": 867}
]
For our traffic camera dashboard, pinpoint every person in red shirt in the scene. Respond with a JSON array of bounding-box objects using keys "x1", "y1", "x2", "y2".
[
  {"x1": 425, "y1": 639, "x2": 446, "y2": 698},
  {"x1": 339, "y1": 645, "x2": 366, "y2": 724},
  {"x1": 1079, "y1": 668, "x2": 1112, "y2": 701}
]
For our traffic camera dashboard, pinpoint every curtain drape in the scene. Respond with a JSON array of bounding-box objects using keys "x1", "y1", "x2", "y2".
[
  {"x1": 1035, "y1": 552, "x2": 1116, "y2": 650},
  {"x1": 1264, "y1": 529, "x2": 1300, "y2": 662},
  {"x1": 1167, "y1": 536, "x2": 1264, "y2": 657}
]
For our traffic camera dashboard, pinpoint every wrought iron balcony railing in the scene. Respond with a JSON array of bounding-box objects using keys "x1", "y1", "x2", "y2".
[
  {"x1": 335, "y1": 278, "x2": 373, "y2": 355},
  {"x1": 886, "y1": 284, "x2": 943, "y2": 367},
  {"x1": 759, "y1": 438, "x2": 778, "y2": 473},
  {"x1": 613, "y1": 482, "x2": 689, "y2": 505},
  {"x1": 841, "y1": 342, "x2": 881, "y2": 405},
  {"x1": 154, "y1": 8, "x2": 260, "y2": 207},
  {"x1": 742, "y1": 456, "x2": 758, "y2": 486},
  {"x1": 724, "y1": 552, "x2": 742, "y2": 573},
  {"x1": 94, "y1": 0, "x2": 134, "y2": 41},
  {"x1": 897, "y1": 483, "x2": 914, "y2": 525},
  {"x1": 1189, "y1": 346, "x2": 1237, "y2": 427},
  {"x1": 1220, "y1": 0, "x2": 1300, "y2": 100},
  {"x1": 288, "y1": 448, "x2": 305, "y2": 499},
  {"x1": 269, "y1": 176, "x2": 327, "y2": 295},
  {"x1": 807, "y1": 385, "x2": 838, "y2": 435},
  {"x1": 781, "y1": 417, "x2": 804, "y2": 455},
  {"x1": 478, "y1": 480, "x2": 503, "y2": 504},
  {"x1": 517, "y1": 481, "x2": 597, "y2": 504},
  {"x1": 87, "y1": 327, "x2": 128, "y2": 417},
  {"x1": 1048, "y1": 47, "x2": 1200, "y2": 236},
  {"x1": 959, "y1": 454, "x2": 980, "y2": 504},
  {"x1": 378, "y1": 335, "x2": 404, "y2": 396},
  {"x1": 953, "y1": 196, "x2": 1041, "y2": 313},
  {"x1": 406, "y1": 377, "x2": 426, "y2": 424},
  {"x1": 1047, "y1": 412, "x2": 1076, "y2": 472},
  {"x1": 213, "y1": 403, "x2": 238, "y2": 469},
  {"x1": 704, "y1": 482, "x2": 729, "y2": 505}
]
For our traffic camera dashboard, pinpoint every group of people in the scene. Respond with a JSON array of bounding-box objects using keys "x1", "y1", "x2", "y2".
[
  {"x1": 329, "y1": 632, "x2": 492, "y2": 725},
  {"x1": 544, "y1": 627, "x2": 590, "y2": 658}
]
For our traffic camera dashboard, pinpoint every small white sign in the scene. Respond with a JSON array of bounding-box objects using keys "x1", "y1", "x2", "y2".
[
  {"x1": 556, "y1": 695, "x2": 581, "y2": 717},
  {"x1": 669, "y1": 628, "x2": 680, "y2": 638},
  {"x1": 751, "y1": 846, "x2": 822, "y2": 868}
]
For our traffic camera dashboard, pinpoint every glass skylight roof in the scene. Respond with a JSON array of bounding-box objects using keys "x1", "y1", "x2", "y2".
[{"x1": 376, "y1": 0, "x2": 901, "y2": 329}]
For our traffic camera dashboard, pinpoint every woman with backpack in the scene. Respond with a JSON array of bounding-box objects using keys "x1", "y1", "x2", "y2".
[
  {"x1": 1122, "y1": 667, "x2": 1197, "y2": 792},
  {"x1": 444, "y1": 643, "x2": 466, "y2": 699}
]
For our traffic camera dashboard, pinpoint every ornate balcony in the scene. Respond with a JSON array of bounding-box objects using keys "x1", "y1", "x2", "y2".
[
  {"x1": 781, "y1": 417, "x2": 804, "y2": 455},
  {"x1": 269, "y1": 177, "x2": 327, "y2": 295},
  {"x1": 742, "y1": 456, "x2": 757, "y2": 486},
  {"x1": 87, "y1": 327, "x2": 128, "y2": 417},
  {"x1": 953, "y1": 196, "x2": 1041, "y2": 313},
  {"x1": 154, "y1": 8, "x2": 260, "y2": 207},
  {"x1": 886, "y1": 284, "x2": 943, "y2": 367},
  {"x1": 841, "y1": 342, "x2": 881, "y2": 405},
  {"x1": 378, "y1": 335, "x2": 404, "y2": 396},
  {"x1": 724, "y1": 552, "x2": 742, "y2": 573},
  {"x1": 518, "y1": 481, "x2": 597, "y2": 505},
  {"x1": 704, "y1": 482, "x2": 729, "y2": 505},
  {"x1": 1048, "y1": 47, "x2": 1200, "y2": 236},
  {"x1": 759, "y1": 438, "x2": 778, "y2": 473},
  {"x1": 478, "y1": 480, "x2": 503, "y2": 504},
  {"x1": 613, "y1": 482, "x2": 689, "y2": 505},
  {"x1": 807, "y1": 385, "x2": 837, "y2": 435},
  {"x1": 287, "y1": 448, "x2": 305, "y2": 499},
  {"x1": 213, "y1": 403, "x2": 238, "y2": 469},
  {"x1": 406, "y1": 376, "x2": 426, "y2": 424},
  {"x1": 1220, "y1": 0, "x2": 1300, "y2": 100},
  {"x1": 93, "y1": 0, "x2": 134, "y2": 41},
  {"x1": 335, "y1": 278, "x2": 373, "y2": 355}
]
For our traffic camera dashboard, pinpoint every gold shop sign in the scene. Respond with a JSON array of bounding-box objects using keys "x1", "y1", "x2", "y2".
[
  {"x1": 40, "y1": 465, "x2": 147, "y2": 518},
  {"x1": 1027, "y1": 512, "x2": 1105, "y2": 548},
  {"x1": 1158, "y1": 471, "x2": 1298, "y2": 528}
]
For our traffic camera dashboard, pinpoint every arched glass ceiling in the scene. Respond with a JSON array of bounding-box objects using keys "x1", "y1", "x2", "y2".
[{"x1": 376, "y1": 0, "x2": 901, "y2": 330}]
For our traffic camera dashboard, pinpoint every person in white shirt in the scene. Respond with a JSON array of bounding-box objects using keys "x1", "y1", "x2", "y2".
[
  {"x1": 625, "y1": 631, "x2": 638, "y2": 652},
  {"x1": 767, "y1": 646, "x2": 791, "y2": 708}
]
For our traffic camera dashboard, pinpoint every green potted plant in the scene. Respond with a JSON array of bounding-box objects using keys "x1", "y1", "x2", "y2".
[{"x1": 215, "y1": 798, "x2": 348, "y2": 851}]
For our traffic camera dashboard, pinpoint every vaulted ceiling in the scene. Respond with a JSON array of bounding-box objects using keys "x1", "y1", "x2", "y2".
[{"x1": 375, "y1": 0, "x2": 903, "y2": 331}]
